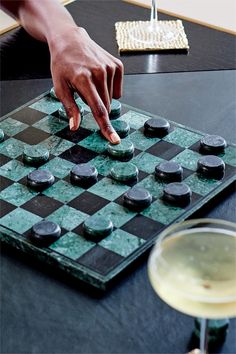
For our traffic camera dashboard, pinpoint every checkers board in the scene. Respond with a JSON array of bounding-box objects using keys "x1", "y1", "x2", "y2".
[{"x1": 0, "y1": 92, "x2": 236, "y2": 290}]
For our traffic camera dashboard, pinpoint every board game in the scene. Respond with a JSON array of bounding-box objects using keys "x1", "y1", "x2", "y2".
[{"x1": 0, "y1": 91, "x2": 236, "y2": 290}]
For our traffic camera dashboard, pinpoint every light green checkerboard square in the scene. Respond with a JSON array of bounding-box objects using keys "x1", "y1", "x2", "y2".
[
  {"x1": 132, "y1": 152, "x2": 163, "y2": 173},
  {"x1": 80, "y1": 113, "x2": 99, "y2": 131},
  {"x1": 89, "y1": 177, "x2": 129, "y2": 201},
  {"x1": 0, "y1": 138, "x2": 25, "y2": 158},
  {"x1": 42, "y1": 136, "x2": 74, "y2": 156},
  {"x1": 136, "y1": 175, "x2": 165, "y2": 199},
  {"x1": 95, "y1": 202, "x2": 136, "y2": 228},
  {"x1": 30, "y1": 96, "x2": 62, "y2": 114},
  {"x1": 184, "y1": 174, "x2": 221, "y2": 196},
  {"x1": 33, "y1": 115, "x2": 67, "y2": 134},
  {"x1": 99, "y1": 229, "x2": 145, "y2": 257},
  {"x1": 119, "y1": 111, "x2": 150, "y2": 129},
  {"x1": 0, "y1": 160, "x2": 34, "y2": 181},
  {"x1": 43, "y1": 180, "x2": 83, "y2": 203},
  {"x1": 47, "y1": 205, "x2": 88, "y2": 230},
  {"x1": 129, "y1": 130, "x2": 160, "y2": 151},
  {"x1": 163, "y1": 127, "x2": 202, "y2": 148},
  {"x1": 0, "y1": 183, "x2": 38, "y2": 206},
  {"x1": 172, "y1": 149, "x2": 201, "y2": 171},
  {"x1": 141, "y1": 199, "x2": 183, "y2": 225},
  {"x1": 78, "y1": 132, "x2": 107, "y2": 153},
  {"x1": 39, "y1": 157, "x2": 74, "y2": 179},
  {"x1": 0, "y1": 117, "x2": 28, "y2": 136},
  {"x1": 90, "y1": 155, "x2": 117, "y2": 176},
  {"x1": 0, "y1": 208, "x2": 42, "y2": 234},
  {"x1": 220, "y1": 146, "x2": 236, "y2": 167},
  {"x1": 49, "y1": 232, "x2": 94, "y2": 260}
]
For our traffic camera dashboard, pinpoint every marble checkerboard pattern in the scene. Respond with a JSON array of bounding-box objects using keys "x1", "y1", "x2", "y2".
[{"x1": 0, "y1": 93, "x2": 236, "y2": 289}]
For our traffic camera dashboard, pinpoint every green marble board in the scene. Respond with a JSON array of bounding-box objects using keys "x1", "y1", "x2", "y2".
[{"x1": 0, "y1": 92, "x2": 236, "y2": 290}]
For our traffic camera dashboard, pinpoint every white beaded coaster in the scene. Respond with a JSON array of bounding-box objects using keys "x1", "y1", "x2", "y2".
[{"x1": 115, "y1": 20, "x2": 189, "y2": 52}]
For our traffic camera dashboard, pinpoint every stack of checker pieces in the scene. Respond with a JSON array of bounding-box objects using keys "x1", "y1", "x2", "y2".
[{"x1": 0, "y1": 91, "x2": 236, "y2": 290}]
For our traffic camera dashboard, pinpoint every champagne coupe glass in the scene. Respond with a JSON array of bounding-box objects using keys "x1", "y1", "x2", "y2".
[
  {"x1": 129, "y1": 0, "x2": 179, "y2": 46},
  {"x1": 148, "y1": 219, "x2": 236, "y2": 353}
]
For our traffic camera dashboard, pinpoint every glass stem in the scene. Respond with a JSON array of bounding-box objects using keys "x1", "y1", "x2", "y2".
[
  {"x1": 200, "y1": 318, "x2": 209, "y2": 354},
  {"x1": 150, "y1": 0, "x2": 158, "y2": 23}
]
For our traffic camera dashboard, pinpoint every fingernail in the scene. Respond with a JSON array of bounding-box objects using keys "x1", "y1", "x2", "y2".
[
  {"x1": 110, "y1": 132, "x2": 120, "y2": 144},
  {"x1": 69, "y1": 117, "x2": 75, "y2": 131}
]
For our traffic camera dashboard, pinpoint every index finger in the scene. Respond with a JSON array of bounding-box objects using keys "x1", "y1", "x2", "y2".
[{"x1": 77, "y1": 79, "x2": 120, "y2": 144}]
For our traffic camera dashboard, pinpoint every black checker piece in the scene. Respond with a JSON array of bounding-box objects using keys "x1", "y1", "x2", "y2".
[
  {"x1": 155, "y1": 161, "x2": 183, "y2": 182},
  {"x1": 144, "y1": 117, "x2": 170, "y2": 137},
  {"x1": 197, "y1": 155, "x2": 225, "y2": 179},
  {"x1": 123, "y1": 186, "x2": 152, "y2": 212},
  {"x1": 30, "y1": 220, "x2": 61, "y2": 247},
  {"x1": 163, "y1": 182, "x2": 192, "y2": 207},
  {"x1": 70, "y1": 163, "x2": 98, "y2": 187},
  {"x1": 200, "y1": 135, "x2": 227, "y2": 155},
  {"x1": 27, "y1": 169, "x2": 55, "y2": 191}
]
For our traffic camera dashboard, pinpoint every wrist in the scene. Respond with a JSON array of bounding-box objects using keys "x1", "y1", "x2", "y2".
[{"x1": 47, "y1": 25, "x2": 87, "y2": 49}]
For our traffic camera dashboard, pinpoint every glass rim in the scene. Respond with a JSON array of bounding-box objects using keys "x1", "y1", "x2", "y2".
[{"x1": 155, "y1": 218, "x2": 236, "y2": 245}]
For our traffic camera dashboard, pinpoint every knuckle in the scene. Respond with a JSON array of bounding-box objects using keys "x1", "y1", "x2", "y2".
[
  {"x1": 93, "y1": 65, "x2": 106, "y2": 79},
  {"x1": 116, "y1": 60, "x2": 124, "y2": 73},
  {"x1": 102, "y1": 122, "x2": 113, "y2": 133},
  {"x1": 72, "y1": 69, "x2": 90, "y2": 85},
  {"x1": 93, "y1": 103, "x2": 106, "y2": 119}
]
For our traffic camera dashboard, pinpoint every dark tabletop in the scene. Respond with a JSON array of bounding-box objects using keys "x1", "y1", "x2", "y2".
[
  {"x1": 0, "y1": 0, "x2": 236, "y2": 352},
  {"x1": 1, "y1": 0, "x2": 236, "y2": 80}
]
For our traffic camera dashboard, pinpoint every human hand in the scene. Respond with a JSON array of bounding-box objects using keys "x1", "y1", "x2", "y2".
[{"x1": 49, "y1": 26, "x2": 123, "y2": 144}]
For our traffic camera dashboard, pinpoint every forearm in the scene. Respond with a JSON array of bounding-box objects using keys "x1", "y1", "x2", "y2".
[{"x1": 1, "y1": 0, "x2": 76, "y2": 43}]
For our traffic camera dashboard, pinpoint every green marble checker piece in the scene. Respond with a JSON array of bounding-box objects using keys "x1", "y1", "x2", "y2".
[
  {"x1": 110, "y1": 99, "x2": 122, "y2": 118},
  {"x1": 23, "y1": 145, "x2": 49, "y2": 167},
  {"x1": 110, "y1": 162, "x2": 138, "y2": 183},
  {"x1": 111, "y1": 120, "x2": 130, "y2": 138},
  {"x1": 83, "y1": 215, "x2": 113, "y2": 242},
  {"x1": 107, "y1": 139, "x2": 134, "y2": 161},
  {"x1": 0, "y1": 129, "x2": 4, "y2": 143}
]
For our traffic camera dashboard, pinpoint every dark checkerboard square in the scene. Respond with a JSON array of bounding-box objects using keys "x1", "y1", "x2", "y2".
[
  {"x1": 59, "y1": 145, "x2": 98, "y2": 164},
  {"x1": 183, "y1": 167, "x2": 194, "y2": 180},
  {"x1": 10, "y1": 107, "x2": 47, "y2": 125},
  {"x1": 77, "y1": 245, "x2": 124, "y2": 276},
  {"x1": 0, "y1": 176, "x2": 14, "y2": 191},
  {"x1": 0, "y1": 154, "x2": 11, "y2": 167},
  {"x1": 68, "y1": 191, "x2": 110, "y2": 215},
  {"x1": 121, "y1": 215, "x2": 165, "y2": 240},
  {"x1": 56, "y1": 126, "x2": 92, "y2": 143},
  {"x1": 146, "y1": 141, "x2": 185, "y2": 160},
  {"x1": 21, "y1": 195, "x2": 63, "y2": 218},
  {"x1": 0, "y1": 200, "x2": 16, "y2": 218},
  {"x1": 189, "y1": 141, "x2": 201, "y2": 153},
  {"x1": 14, "y1": 127, "x2": 50, "y2": 145}
]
